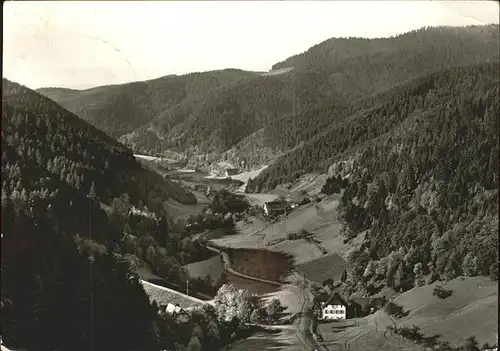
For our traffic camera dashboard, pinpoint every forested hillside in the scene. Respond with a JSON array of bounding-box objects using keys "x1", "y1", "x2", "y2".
[
  {"x1": 38, "y1": 25, "x2": 499, "y2": 169},
  {"x1": 0, "y1": 80, "x2": 227, "y2": 351},
  {"x1": 120, "y1": 25, "x2": 500, "y2": 164},
  {"x1": 250, "y1": 62, "x2": 499, "y2": 295},
  {"x1": 38, "y1": 69, "x2": 256, "y2": 139}
]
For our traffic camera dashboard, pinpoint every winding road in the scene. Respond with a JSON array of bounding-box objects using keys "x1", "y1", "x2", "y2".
[{"x1": 206, "y1": 244, "x2": 326, "y2": 351}]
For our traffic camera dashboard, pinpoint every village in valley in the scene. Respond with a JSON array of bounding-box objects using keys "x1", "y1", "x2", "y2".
[
  {"x1": 133, "y1": 158, "x2": 499, "y2": 351},
  {"x1": 2, "y1": 2, "x2": 499, "y2": 351}
]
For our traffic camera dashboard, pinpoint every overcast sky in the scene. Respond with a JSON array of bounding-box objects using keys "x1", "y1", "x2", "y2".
[{"x1": 3, "y1": 1, "x2": 499, "y2": 90}]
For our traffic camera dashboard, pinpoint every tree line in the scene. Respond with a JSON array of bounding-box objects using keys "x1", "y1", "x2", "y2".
[
  {"x1": 0, "y1": 80, "x2": 249, "y2": 350},
  {"x1": 248, "y1": 63, "x2": 499, "y2": 297}
]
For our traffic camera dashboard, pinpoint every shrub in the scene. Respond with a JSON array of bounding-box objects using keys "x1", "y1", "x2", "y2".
[
  {"x1": 384, "y1": 302, "x2": 408, "y2": 319},
  {"x1": 300, "y1": 197, "x2": 311, "y2": 205},
  {"x1": 433, "y1": 285, "x2": 453, "y2": 299}
]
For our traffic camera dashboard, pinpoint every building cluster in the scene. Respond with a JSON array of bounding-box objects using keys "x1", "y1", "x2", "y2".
[
  {"x1": 160, "y1": 303, "x2": 190, "y2": 323},
  {"x1": 263, "y1": 194, "x2": 304, "y2": 216},
  {"x1": 224, "y1": 167, "x2": 240, "y2": 178},
  {"x1": 316, "y1": 293, "x2": 386, "y2": 321}
]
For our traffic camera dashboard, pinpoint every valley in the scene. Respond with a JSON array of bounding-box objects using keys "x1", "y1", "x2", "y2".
[
  {"x1": 3, "y1": 6, "x2": 499, "y2": 350},
  {"x1": 138, "y1": 158, "x2": 498, "y2": 351}
]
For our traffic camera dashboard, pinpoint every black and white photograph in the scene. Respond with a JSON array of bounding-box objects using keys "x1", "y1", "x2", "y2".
[{"x1": 2, "y1": 1, "x2": 499, "y2": 350}]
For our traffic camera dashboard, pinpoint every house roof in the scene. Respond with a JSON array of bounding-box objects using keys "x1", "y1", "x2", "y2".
[
  {"x1": 266, "y1": 198, "x2": 288, "y2": 205},
  {"x1": 349, "y1": 296, "x2": 381, "y2": 307},
  {"x1": 324, "y1": 293, "x2": 348, "y2": 307}
]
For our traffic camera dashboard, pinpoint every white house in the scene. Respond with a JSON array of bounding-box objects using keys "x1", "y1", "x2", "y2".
[
  {"x1": 320, "y1": 294, "x2": 347, "y2": 321},
  {"x1": 321, "y1": 304, "x2": 346, "y2": 321},
  {"x1": 165, "y1": 303, "x2": 183, "y2": 315}
]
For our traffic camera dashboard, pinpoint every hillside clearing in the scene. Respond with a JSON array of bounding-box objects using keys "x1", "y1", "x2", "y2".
[
  {"x1": 133, "y1": 154, "x2": 177, "y2": 163},
  {"x1": 295, "y1": 252, "x2": 346, "y2": 283},
  {"x1": 232, "y1": 166, "x2": 269, "y2": 191},
  {"x1": 214, "y1": 193, "x2": 355, "y2": 265},
  {"x1": 229, "y1": 329, "x2": 303, "y2": 351},
  {"x1": 183, "y1": 255, "x2": 224, "y2": 282},
  {"x1": 141, "y1": 281, "x2": 206, "y2": 309},
  {"x1": 165, "y1": 198, "x2": 207, "y2": 220},
  {"x1": 392, "y1": 277, "x2": 498, "y2": 346},
  {"x1": 318, "y1": 277, "x2": 498, "y2": 350},
  {"x1": 242, "y1": 193, "x2": 279, "y2": 207},
  {"x1": 260, "y1": 67, "x2": 294, "y2": 76}
]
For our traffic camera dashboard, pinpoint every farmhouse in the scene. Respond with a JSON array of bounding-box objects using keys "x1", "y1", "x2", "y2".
[
  {"x1": 348, "y1": 296, "x2": 386, "y2": 318},
  {"x1": 225, "y1": 168, "x2": 240, "y2": 177},
  {"x1": 161, "y1": 303, "x2": 190, "y2": 323},
  {"x1": 263, "y1": 198, "x2": 291, "y2": 216},
  {"x1": 164, "y1": 303, "x2": 183, "y2": 315},
  {"x1": 320, "y1": 293, "x2": 348, "y2": 321}
]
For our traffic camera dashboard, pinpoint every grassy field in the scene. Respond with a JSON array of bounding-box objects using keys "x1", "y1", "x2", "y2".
[
  {"x1": 165, "y1": 198, "x2": 207, "y2": 220},
  {"x1": 317, "y1": 277, "x2": 498, "y2": 351},
  {"x1": 229, "y1": 329, "x2": 304, "y2": 351},
  {"x1": 214, "y1": 193, "x2": 353, "y2": 277},
  {"x1": 294, "y1": 252, "x2": 346, "y2": 283},
  {"x1": 392, "y1": 277, "x2": 498, "y2": 346},
  {"x1": 243, "y1": 193, "x2": 279, "y2": 207},
  {"x1": 225, "y1": 272, "x2": 279, "y2": 296},
  {"x1": 319, "y1": 313, "x2": 422, "y2": 351},
  {"x1": 183, "y1": 255, "x2": 224, "y2": 282},
  {"x1": 140, "y1": 281, "x2": 205, "y2": 309},
  {"x1": 228, "y1": 248, "x2": 294, "y2": 282},
  {"x1": 271, "y1": 239, "x2": 323, "y2": 265},
  {"x1": 290, "y1": 173, "x2": 328, "y2": 196},
  {"x1": 235, "y1": 217, "x2": 269, "y2": 236},
  {"x1": 231, "y1": 166, "x2": 268, "y2": 185}
]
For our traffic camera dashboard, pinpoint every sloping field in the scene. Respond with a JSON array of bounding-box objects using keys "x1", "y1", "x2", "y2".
[
  {"x1": 183, "y1": 255, "x2": 224, "y2": 282},
  {"x1": 294, "y1": 252, "x2": 346, "y2": 283},
  {"x1": 235, "y1": 217, "x2": 268, "y2": 236},
  {"x1": 244, "y1": 193, "x2": 279, "y2": 207},
  {"x1": 165, "y1": 198, "x2": 207, "y2": 220},
  {"x1": 226, "y1": 272, "x2": 279, "y2": 296},
  {"x1": 228, "y1": 248, "x2": 293, "y2": 282},
  {"x1": 318, "y1": 277, "x2": 498, "y2": 350},
  {"x1": 134, "y1": 154, "x2": 177, "y2": 163},
  {"x1": 393, "y1": 277, "x2": 498, "y2": 346},
  {"x1": 231, "y1": 166, "x2": 268, "y2": 184},
  {"x1": 319, "y1": 313, "x2": 420, "y2": 351},
  {"x1": 214, "y1": 194, "x2": 359, "y2": 266},
  {"x1": 140, "y1": 281, "x2": 206, "y2": 309},
  {"x1": 271, "y1": 239, "x2": 323, "y2": 265},
  {"x1": 290, "y1": 173, "x2": 328, "y2": 196},
  {"x1": 257, "y1": 203, "x2": 320, "y2": 242},
  {"x1": 260, "y1": 67, "x2": 294, "y2": 76},
  {"x1": 229, "y1": 329, "x2": 303, "y2": 351}
]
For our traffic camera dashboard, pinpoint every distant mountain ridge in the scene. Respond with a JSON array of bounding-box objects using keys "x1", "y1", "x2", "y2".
[
  {"x1": 38, "y1": 69, "x2": 258, "y2": 139},
  {"x1": 38, "y1": 25, "x2": 499, "y2": 173}
]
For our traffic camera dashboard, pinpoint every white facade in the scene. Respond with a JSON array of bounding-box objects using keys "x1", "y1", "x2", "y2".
[
  {"x1": 165, "y1": 303, "x2": 182, "y2": 314},
  {"x1": 321, "y1": 304, "x2": 346, "y2": 320},
  {"x1": 264, "y1": 203, "x2": 271, "y2": 216}
]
